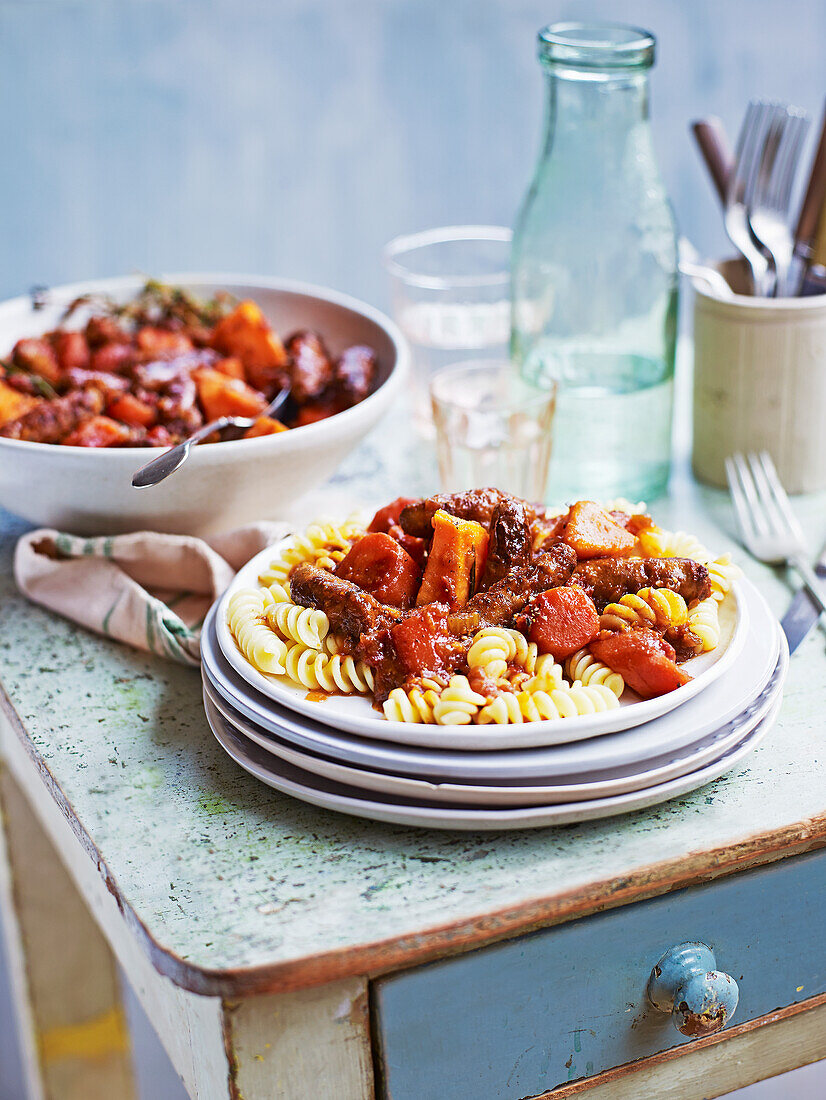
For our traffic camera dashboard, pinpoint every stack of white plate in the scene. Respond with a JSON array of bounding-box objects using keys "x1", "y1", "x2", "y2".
[{"x1": 201, "y1": 548, "x2": 787, "y2": 831}]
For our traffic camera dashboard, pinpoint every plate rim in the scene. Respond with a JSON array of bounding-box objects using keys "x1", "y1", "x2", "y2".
[
  {"x1": 215, "y1": 538, "x2": 748, "y2": 750},
  {"x1": 203, "y1": 638, "x2": 786, "y2": 807},
  {"x1": 203, "y1": 689, "x2": 782, "y2": 831},
  {"x1": 202, "y1": 575, "x2": 772, "y2": 768}
]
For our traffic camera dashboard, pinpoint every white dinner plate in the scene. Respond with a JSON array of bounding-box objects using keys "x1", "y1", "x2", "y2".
[
  {"x1": 204, "y1": 692, "x2": 781, "y2": 831},
  {"x1": 201, "y1": 577, "x2": 774, "y2": 775},
  {"x1": 215, "y1": 539, "x2": 747, "y2": 749},
  {"x1": 203, "y1": 637, "x2": 785, "y2": 806}
]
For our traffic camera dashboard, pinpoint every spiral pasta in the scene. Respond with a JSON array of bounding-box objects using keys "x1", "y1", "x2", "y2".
[
  {"x1": 467, "y1": 628, "x2": 518, "y2": 679},
  {"x1": 433, "y1": 676, "x2": 486, "y2": 725},
  {"x1": 476, "y1": 682, "x2": 619, "y2": 724},
  {"x1": 266, "y1": 602, "x2": 329, "y2": 650},
  {"x1": 227, "y1": 588, "x2": 287, "y2": 676},
  {"x1": 600, "y1": 587, "x2": 688, "y2": 633},
  {"x1": 565, "y1": 648, "x2": 625, "y2": 697},
  {"x1": 707, "y1": 555, "x2": 740, "y2": 602},
  {"x1": 382, "y1": 686, "x2": 441, "y2": 723},
  {"x1": 638, "y1": 525, "x2": 710, "y2": 562},
  {"x1": 258, "y1": 518, "x2": 363, "y2": 585},
  {"x1": 266, "y1": 581, "x2": 292, "y2": 604},
  {"x1": 687, "y1": 597, "x2": 720, "y2": 651},
  {"x1": 282, "y1": 645, "x2": 374, "y2": 694}
]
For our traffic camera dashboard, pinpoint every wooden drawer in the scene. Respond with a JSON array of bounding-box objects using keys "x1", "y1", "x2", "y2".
[{"x1": 373, "y1": 848, "x2": 826, "y2": 1099}]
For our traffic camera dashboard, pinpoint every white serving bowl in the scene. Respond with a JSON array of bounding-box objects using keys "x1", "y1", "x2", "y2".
[{"x1": 0, "y1": 274, "x2": 408, "y2": 535}]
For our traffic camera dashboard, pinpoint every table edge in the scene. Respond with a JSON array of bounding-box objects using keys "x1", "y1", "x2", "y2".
[{"x1": 3, "y1": 684, "x2": 826, "y2": 998}]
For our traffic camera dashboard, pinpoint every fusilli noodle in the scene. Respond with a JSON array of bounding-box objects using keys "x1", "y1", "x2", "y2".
[
  {"x1": 707, "y1": 555, "x2": 740, "y2": 601},
  {"x1": 638, "y1": 525, "x2": 711, "y2": 562},
  {"x1": 433, "y1": 676, "x2": 486, "y2": 725},
  {"x1": 467, "y1": 628, "x2": 518, "y2": 679},
  {"x1": 266, "y1": 602, "x2": 329, "y2": 650},
  {"x1": 382, "y1": 686, "x2": 441, "y2": 723},
  {"x1": 687, "y1": 597, "x2": 720, "y2": 651},
  {"x1": 258, "y1": 518, "x2": 362, "y2": 585},
  {"x1": 282, "y1": 645, "x2": 374, "y2": 694},
  {"x1": 227, "y1": 588, "x2": 287, "y2": 675},
  {"x1": 476, "y1": 683, "x2": 618, "y2": 724},
  {"x1": 565, "y1": 648, "x2": 625, "y2": 697},
  {"x1": 600, "y1": 587, "x2": 688, "y2": 633}
]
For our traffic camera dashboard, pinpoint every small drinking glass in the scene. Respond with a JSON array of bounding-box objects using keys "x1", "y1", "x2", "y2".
[
  {"x1": 430, "y1": 360, "x2": 557, "y2": 500},
  {"x1": 383, "y1": 225, "x2": 511, "y2": 436}
]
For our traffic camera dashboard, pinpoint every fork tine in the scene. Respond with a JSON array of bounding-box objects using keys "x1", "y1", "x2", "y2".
[
  {"x1": 756, "y1": 450, "x2": 807, "y2": 543},
  {"x1": 746, "y1": 450, "x2": 788, "y2": 537},
  {"x1": 725, "y1": 454, "x2": 759, "y2": 546},
  {"x1": 733, "y1": 451, "x2": 771, "y2": 537},
  {"x1": 773, "y1": 114, "x2": 808, "y2": 210}
]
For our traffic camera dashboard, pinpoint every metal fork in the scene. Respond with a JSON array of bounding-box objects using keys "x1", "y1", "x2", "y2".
[
  {"x1": 749, "y1": 107, "x2": 810, "y2": 297},
  {"x1": 724, "y1": 102, "x2": 773, "y2": 295},
  {"x1": 725, "y1": 451, "x2": 826, "y2": 615}
]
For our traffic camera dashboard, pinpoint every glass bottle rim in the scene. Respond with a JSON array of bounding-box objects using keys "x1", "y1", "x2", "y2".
[{"x1": 538, "y1": 22, "x2": 655, "y2": 70}]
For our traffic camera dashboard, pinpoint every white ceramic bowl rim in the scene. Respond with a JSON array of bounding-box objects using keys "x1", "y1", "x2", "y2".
[{"x1": 0, "y1": 272, "x2": 408, "y2": 456}]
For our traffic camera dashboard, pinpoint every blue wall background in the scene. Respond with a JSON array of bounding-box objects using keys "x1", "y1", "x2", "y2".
[
  {"x1": 2, "y1": 2, "x2": 826, "y2": 1098},
  {"x1": 2, "y1": 0, "x2": 825, "y2": 312}
]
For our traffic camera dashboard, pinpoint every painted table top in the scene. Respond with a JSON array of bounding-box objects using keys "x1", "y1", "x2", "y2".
[{"x1": 1, "y1": 414, "x2": 825, "y2": 996}]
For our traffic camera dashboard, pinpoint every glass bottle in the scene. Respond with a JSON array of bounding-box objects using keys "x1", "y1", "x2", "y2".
[{"x1": 511, "y1": 23, "x2": 678, "y2": 502}]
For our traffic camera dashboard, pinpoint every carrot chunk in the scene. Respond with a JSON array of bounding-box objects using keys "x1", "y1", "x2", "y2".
[
  {"x1": 590, "y1": 630, "x2": 691, "y2": 698},
  {"x1": 336, "y1": 532, "x2": 422, "y2": 609},
  {"x1": 193, "y1": 367, "x2": 267, "y2": 421},
  {"x1": 415, "y1": 510, "x2": 488, "y2": 607},
  {"x1": 526, "y1": 586, "x2": 600, "y2": 660},
  {"x1": 391, "y1": 604, "x2": 455, "y2": 677},
  {"x1": 368, "y1": 497, "x2": 417, "y2": 533},
  {"x1": 563, "y1": 501, "x2": 637, "y2": 559}
]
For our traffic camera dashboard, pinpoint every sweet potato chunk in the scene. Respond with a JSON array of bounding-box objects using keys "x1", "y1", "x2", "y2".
[
  {"x1": 564, "y1": 501, "x2": 637, "y2": 559},
  {"x1": 526, "y1": 586, "x2": 600, "y2": 660},
  {"x1": 63, "y1": 415, "x2": 135, "y2": 447},
  {"x1": 0, "y1": 380, "x2": 40, "y2": 427},
  {"x1": 214, "y1": 356, "x2": 245, "y2": 380},
  {"x1": 590, "y1": 630, "x2": 691, "y2": 699},
  {"x1": 415, "y1": 510, "x2": 488, "y2": 607},
  {"x1": 210, "y1": 301, "x2": 287, "y2": 392},
  {"x1": 335, "y1": 532, "x2": 421, "y2": 609},
  {"x1": 243, "y1": 416, "x2": 288, "y2": 438},
  {"x1": 193, "y1": 367, "x2": 267, "y2": 421},
  {"x1": 107, "y1": 393, "x2": 157, "y2": 428}
]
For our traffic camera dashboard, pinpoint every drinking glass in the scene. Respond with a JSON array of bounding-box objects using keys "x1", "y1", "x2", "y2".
[
  {"x1": 383, "y1": 226, "x2": 511, "y2": 436},
  {"x1": 430, "y1": 360, "x2": 557, "y2": 500}
]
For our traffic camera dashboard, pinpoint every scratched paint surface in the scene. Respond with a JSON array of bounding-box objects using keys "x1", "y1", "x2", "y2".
[{"x1": 0, "y1": 410, "x2": 824, "y2": 985}]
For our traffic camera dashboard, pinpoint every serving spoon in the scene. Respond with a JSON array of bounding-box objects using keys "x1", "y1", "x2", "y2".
[{"x1": 132, "y1": 384, "x2": 291, "y2": 488}]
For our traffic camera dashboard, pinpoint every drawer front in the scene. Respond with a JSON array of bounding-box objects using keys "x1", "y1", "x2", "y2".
[{"x1": 373, "y1": 849, "x2": 826, "y2": 1100}]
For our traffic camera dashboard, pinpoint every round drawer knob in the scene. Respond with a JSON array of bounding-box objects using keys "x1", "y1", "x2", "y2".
[{"x1": 647, "y1": 942, "x2": 739, "y2": 1037}]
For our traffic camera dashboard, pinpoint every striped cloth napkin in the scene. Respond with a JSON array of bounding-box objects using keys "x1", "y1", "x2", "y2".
[{"x1": 14, "y1": 523, "x2": 288, "y2": 666}]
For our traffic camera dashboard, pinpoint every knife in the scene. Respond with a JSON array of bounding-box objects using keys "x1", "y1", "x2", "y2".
[{"x1": 781, "y1": 542, "x2": 826, "y2": 653}]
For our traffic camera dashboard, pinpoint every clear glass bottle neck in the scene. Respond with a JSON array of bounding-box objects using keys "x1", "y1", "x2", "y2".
[{"x1": 541, "y1": 66, "x2": 650, "y2": 146}]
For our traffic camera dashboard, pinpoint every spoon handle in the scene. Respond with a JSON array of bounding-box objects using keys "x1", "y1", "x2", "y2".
[{"x1": 131, "y1": 415, "x2": 231, "y2": 488}]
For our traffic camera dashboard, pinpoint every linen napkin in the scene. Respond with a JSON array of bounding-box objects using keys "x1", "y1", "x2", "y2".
[{"x1": 14, "y1": 522, "x2": 289, "y2": 666}]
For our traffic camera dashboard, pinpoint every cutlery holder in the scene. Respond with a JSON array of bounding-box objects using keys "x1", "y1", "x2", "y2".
[{"x1": 693, "y1": 259, "x2": 826, "y2": 493}]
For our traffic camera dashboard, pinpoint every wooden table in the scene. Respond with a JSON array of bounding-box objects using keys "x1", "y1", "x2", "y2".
[{"x1": 1, "y1": 422, "x2": 825, "y2": 1100}]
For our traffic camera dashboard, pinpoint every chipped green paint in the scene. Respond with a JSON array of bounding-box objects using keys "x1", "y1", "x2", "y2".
[{"x1": 0, "y1": 419, "x2": 825, "y2": 992}]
